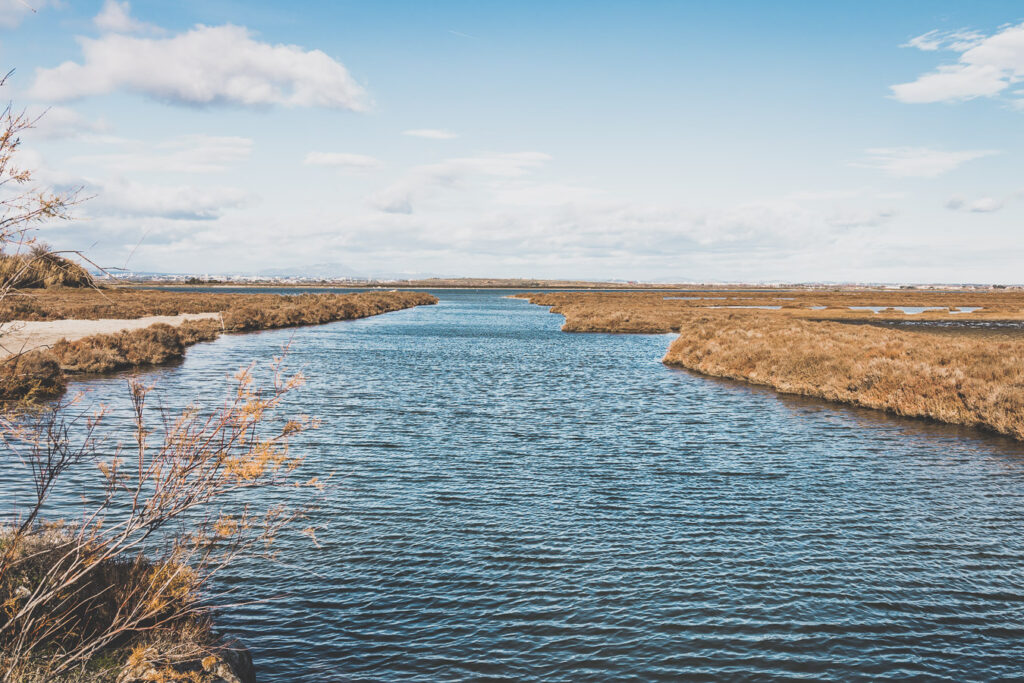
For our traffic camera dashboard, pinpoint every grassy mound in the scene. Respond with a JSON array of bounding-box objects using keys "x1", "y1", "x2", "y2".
[
  {"x1": 0, "y1": 246, "x2": 94, "y2": 289},
  {"x1": 0, "y1": 289, "x2": 436, "y2": 322},
  {"x1": 663, "y1": 312, "x2": 1024, "y2": 441}
]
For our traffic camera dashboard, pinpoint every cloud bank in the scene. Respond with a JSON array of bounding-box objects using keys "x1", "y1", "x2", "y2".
[
  {"x1": 71, "y1": 135, "x2": 254, "y2": 173},
  {"x1": 31, "y1": 24, "x2": 370, "y2": 110},
  {"x1": 93, "y1": 0, "x2": 163, "y2": 35}
]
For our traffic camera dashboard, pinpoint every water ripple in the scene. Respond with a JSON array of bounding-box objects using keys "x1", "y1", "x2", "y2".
[{"x1": 12, "y1": 290, "x2": 1024, "y2": 681}]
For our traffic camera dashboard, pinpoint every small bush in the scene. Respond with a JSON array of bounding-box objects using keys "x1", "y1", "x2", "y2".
[
  {"x1": 0, "y1": 350, "x2": 66, "y2": 402},
  {"x1": 51, "y1": 324, "x2": 186, "y2": 374}
]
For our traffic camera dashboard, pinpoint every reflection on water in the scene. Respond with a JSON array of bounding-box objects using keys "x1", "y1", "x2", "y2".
[{"x1": 10, "y1": 290, "x2": 1024, "y2": 681}]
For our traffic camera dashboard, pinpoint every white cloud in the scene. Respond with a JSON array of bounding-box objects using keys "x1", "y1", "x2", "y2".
[
  {"x1": 893, "y1": 22, "x2": 1024, "y2": 104},
  {"x1": 19, "y1": 147, "x2": 249, "y2": 221},
  {"x1": 303, "y1": 152, "x2": 382, "y2": 170},
  {"x1": 946, "y1": 195, "x2": 1004, "y2": 213},
  {"x1": 369, "y1": 152, "x2": 551, "y2": 213},
  {"x1": 402, "y1": 129, "x2": 458, "y2": 140},
  {"x1": 90, "y1": 179, "x2": 248, "y2": 220},
  {"x1": 50, "y1": 160, "x2": 903, "y2": 279},
  {"x1": 902, "y1": 28, "x2": 985, "y2": 52},
  {"x1": 26, "y1": 106, "x2": 111, "y2": 140},
  {"x1": 45, "y1": 173, "x2": 248, "y2": 221},
  {"x1": 853, "y1": 146, "x2": 998, "y2": 178},
  {"x1": 0, "y1": 0, "x2": 56, "y2": 28},
  {"x1": 322, "y1": 192, "x2": 896, "y2": 269},
  {"x1": 350, "y1": 149, "x2": 896, "y2": 265},
  {"x1": 30, "y1": 24, "x2": 370, "y2": 110},
  {"x1": 94, "y1": 0, "x2": 162, "y2": 35},
  {"x1": 70, "y1": 135, "x2": 253, "y2": 173},
  {"x1": 967, "y1": 197, "x2": 1002, "y2": 212}
]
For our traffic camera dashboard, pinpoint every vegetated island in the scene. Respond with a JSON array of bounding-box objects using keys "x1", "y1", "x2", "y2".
[
  {"x1": 514, "y1": 289, "x2": 1024, "y2": 441},
  {"x1": 0, "y1": 273, "x2": 437, "y2": 402}
]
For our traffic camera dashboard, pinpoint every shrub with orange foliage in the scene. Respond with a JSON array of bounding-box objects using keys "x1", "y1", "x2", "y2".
[{"x1": 1, "y1": 360, "x2": 316, "y2": 679}]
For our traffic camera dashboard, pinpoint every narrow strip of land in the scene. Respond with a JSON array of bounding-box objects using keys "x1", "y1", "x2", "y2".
[
  {"x1": 1, "y1": 289, "x2": 438, "y2": 402},
  {"x1": 0, "y1": 313, "x2": 222, "y2": 359},
  {"x1": 516, "y1": 290, "x2": 1024, "y2": 441}
]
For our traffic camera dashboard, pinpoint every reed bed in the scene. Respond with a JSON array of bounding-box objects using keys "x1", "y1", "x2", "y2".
[
  {"x1": 516, "y1": 291, "x2": 1024, "y2": 440},
  {"x1": 663, "y1": 311, "x2": 1024, "y2": 440}
]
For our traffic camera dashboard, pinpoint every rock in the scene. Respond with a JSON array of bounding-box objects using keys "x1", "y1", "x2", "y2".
[
  {"x1": 117, "y1": 636, "x2": 256, "y2": 683},
  {"x1": 203, "y1": 638, "x2": 256, "y2": 683}
]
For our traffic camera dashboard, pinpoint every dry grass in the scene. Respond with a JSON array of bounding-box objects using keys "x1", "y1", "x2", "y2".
[
  {"x1": 663, "y1": 311, "x2": 1024, "y2": 440},
  {"x1": 0, "y1": 248, "x2": 93, "y2": 289},
  {"x1": 515, "y1": 290, "x2": 1024, "y2": 332},
  {"x1": 0, "y1": 290, "x2": 437, "y2": 402},
  {"x1": 516, "y1": 291, "x2": 1024, "y2": 440},
  {"x1": 0, "y1": 349, "x2": 66, "y2": 402},
  {"x1": 0, "y1": 287, "x2": 436, "y2": 322},
  {"x1": 49, "y1": 321, "x2": 220, "y2": 375}
]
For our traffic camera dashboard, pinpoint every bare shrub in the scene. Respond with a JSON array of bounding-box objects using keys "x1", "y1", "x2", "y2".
[{"x1": 1, "y1": 362, "x2": 317, "y2": 678}]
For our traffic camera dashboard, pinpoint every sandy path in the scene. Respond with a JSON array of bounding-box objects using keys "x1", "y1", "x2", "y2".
[{"x1": 0, "y1": 313, "x2": 222, "y2": 359}]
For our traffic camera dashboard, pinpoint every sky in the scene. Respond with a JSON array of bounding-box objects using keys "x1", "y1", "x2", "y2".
[{"x1": 4, "y1": 0, "x2": 1024, "y2": 282}]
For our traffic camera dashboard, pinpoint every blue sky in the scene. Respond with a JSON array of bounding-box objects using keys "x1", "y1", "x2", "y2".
[{"x1": 5, "y1": 0, "x2": 1024, "y2": 281}]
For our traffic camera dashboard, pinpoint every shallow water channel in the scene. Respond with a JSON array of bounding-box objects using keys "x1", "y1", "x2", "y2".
[{"x1": 24, "y1": 290, "x2": 1024, "y2": 680}]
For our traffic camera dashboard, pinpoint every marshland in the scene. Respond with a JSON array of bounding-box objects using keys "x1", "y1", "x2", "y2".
[
  {"x1": 515, "y1": 290, "x2": 1024, "y2": 439},
  {"x1": 8, "y1": 287, "x2": 1023, "y2": 681},
  {"x1": 9, "y1": 0, "x2": 1024, "y2": 680}
]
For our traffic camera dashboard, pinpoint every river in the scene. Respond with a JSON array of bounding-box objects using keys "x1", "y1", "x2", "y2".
[{"x1": 46, "y1": 290, "x2": 1024, "y2": 680}]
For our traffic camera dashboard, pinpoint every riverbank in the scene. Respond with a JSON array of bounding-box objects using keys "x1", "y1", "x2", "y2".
[
  {"x1": 0, "y1": 313, "x2": 222, "y2": 359},
  {"x1": 0, "y1": 290, "x2": 437, "y2": 402},
  {"x1": 1, "y1": 529, "x2": 255, "y2": 683},
  {"x1": 515, "y1": 291, "x2": 1024, "y2": 440}
]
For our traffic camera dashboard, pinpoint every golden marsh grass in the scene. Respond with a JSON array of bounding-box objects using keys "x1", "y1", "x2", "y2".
[{"x1": 515, "y1": 290, "x2": 1024, "y2": 440}]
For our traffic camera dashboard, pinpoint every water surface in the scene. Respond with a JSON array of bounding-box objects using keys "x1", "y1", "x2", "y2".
[{"x1": 34, "y1": 291, "x2": 1024, "y2": 680}]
